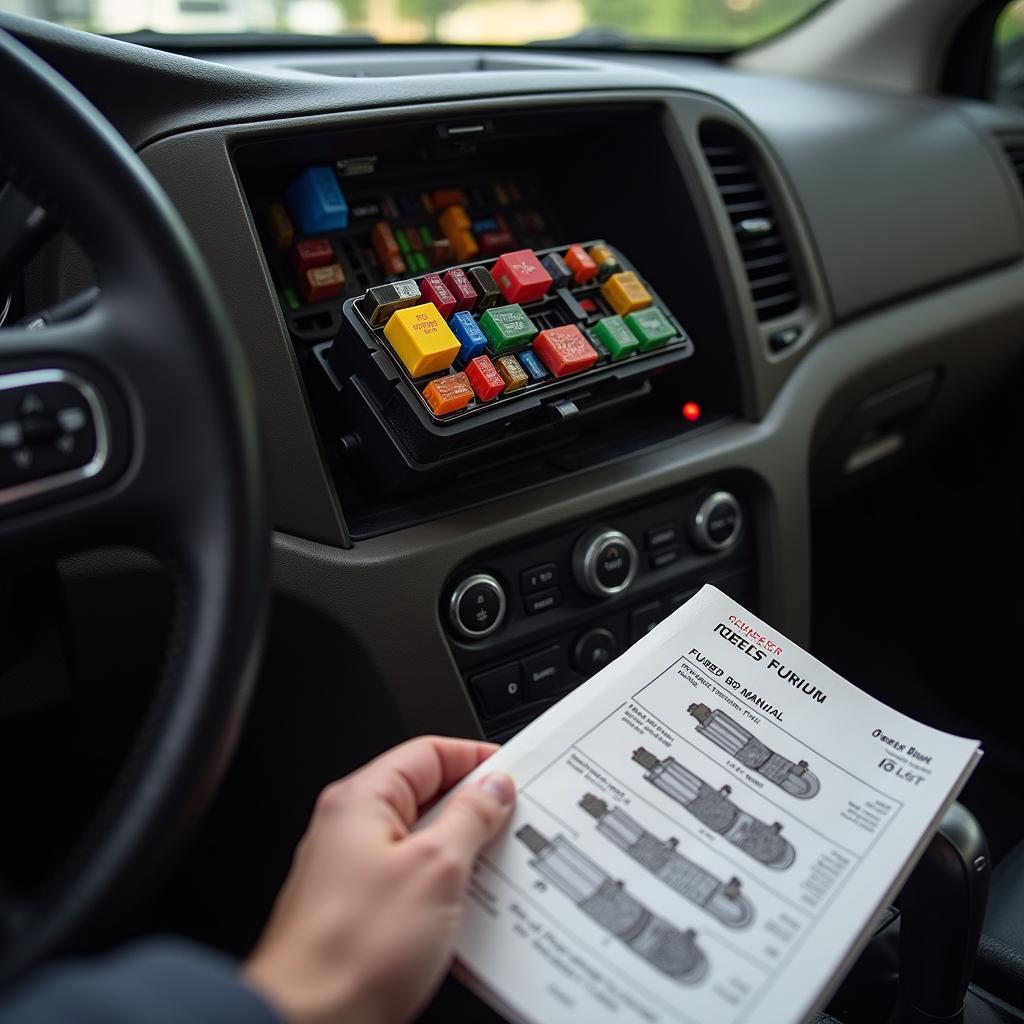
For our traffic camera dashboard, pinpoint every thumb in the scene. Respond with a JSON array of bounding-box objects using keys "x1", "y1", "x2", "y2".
[{"x1": 418, "y1": 772, "x2": 516, "y2": 867}]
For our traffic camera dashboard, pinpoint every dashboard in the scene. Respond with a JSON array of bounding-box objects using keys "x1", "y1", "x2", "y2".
[{"x1": 8, "y1": 12, "x2": 1024, "y2": 747}]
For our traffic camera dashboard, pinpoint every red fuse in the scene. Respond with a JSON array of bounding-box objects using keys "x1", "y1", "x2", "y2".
[
  {"x1": 370, "y1": 221, "x2": 406, "y2": 276},
  {"x1": 465, "y1": 354, "x2": 505, "y2": 401},
  {"x1": 564, "y1": 244, "x2": 598, "y2": 284},
  {"x1": 293, "y1": 237, "x2": 334, "y2": 273},
  {"x1": 491, "y1": 249, "x2": 553, "y2": 304},
  {"x1": 533, "y1": 325, "x2": 599, "y2": 378},
  {"x1": 419, "y1": 273, "x2": 457, "y2": 320},
  {"x1": 478, "y1": 230, "x2": 516, "y2": 257},
  {"x1": 301, "y1": 263, "x2": 346, "y2": 302},
  {"x1": 442, "y1": 268, "x2": 478, "y2": 311}
]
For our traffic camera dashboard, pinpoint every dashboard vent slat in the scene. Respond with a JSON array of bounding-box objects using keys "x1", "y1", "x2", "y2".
[
  {"x1": 700, "y1": 123, "x2": 801, "y2": 323},
  {"x1": 998, "y1": 136, "x2": 1024, "y2": 197}
]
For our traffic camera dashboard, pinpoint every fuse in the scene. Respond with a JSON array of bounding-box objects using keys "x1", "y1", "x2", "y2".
[
  {"x1": 472, "y1": 217, "x2": 499, "y2": 233},
  {"x1": 451, "y1": 230, "x2": 478, "y2": 262},
  {"x1": 408, "y1": 251, "x2": 428, "y2": 274},
  {"x1": 541, "y1": 252, "x2": 572, "y2": 289},
  {"x1": 285, "y1": 166, "x2": 348, "y2": 233},
  {"x1": 293, "y1": 238, "x2": 334, "y2": 273},
  {"x1": 589, "y1": 243, "x2": 622, "y2": 281},
  {"x1": 564, "y1": 243, "x2": 598, "y2": 284},
  {"x1": 601, "y1": 271, "x2": 653, "y2": 316},
  {"x1": 370, "y1": 221, "x2": 406, "y2": 276},
  {"x1": 442, "y1": 267, "x2": 477, "y2": 311},
  {"x1": 467, "y1": 266, "x2": 502, "y2": 309},
  {"x1": 494, "y1": 353, "x2": 528, "y2": 391},
  {"x1": 419, "y1": 273, "x2": 457, "y2": 320},
  {"x1": 449, "y1": 311, "x2": 488, "y2": 362},
  {"x1": 593, "y1": 315, "x2": 639, "y2": 361},
  {"x1": 478, "y1": 230, "x2": 516, "y2": 257},
  {"x1": 383, "y1": 302, "x2": 461, "y2": 378},
  {"x1": 464, "y1": 354, "x2": 505, "y2": 401},
  {"x1": 394, "y1": 228, "x2": 411, "y2": 255},
  {"x1": 533, "y1": 324, "x2": 599, "y2": 377},
  {"x1": 266, "y1": 203, "x2": 294, "y2": 249},
  {"x1": 407, "y1": 229, "x2": 423, "y2": 252},
  {"x1": 478, "y1": 304, "x2": 538, "y2": 354},
  {"x1": 431, "y1": 187, "x2": 467, "y2": 210},
  {"x1": 491, "y1": 249, "x2": 553, "y2": 304},
  {"x1": 428, "y1": 237, "x2": 452, "y2": 266},
  {"x1": 624, "y1": 306, "x2": 677, "y2": 351},
  {"x1": 422, "y1": 372, "x2": 474, "y2": 416},
  {"x1": 363, "y1": 280, "x2": 422, "y2": 328},
  {"x1": 301, "y1": 263, "x2": 345, "y2": 303},
  {"x1": 350, "y1": 202, "x2": 380, "y2": 219},
  {"x1": 518, "y1": 349, "x2": 549, "y2": 382}
]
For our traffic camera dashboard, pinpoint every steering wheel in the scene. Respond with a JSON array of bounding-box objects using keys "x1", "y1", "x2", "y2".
[{"x1": 0, "y1": 29, "x2": 269, "y2": 985}]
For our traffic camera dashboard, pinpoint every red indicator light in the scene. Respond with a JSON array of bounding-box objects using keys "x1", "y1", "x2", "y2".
[{"x1": 682, "y1": 401, "x2": 701, "y2": 422}]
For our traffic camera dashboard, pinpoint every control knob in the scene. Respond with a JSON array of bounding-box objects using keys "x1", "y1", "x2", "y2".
[
  {"x1": 690, "y1": 492, "x2": 742, "y2": 552},
  {"x1": 448, "y1": 573, "x2": 506, "y2": 640},
  {"x1": 573, "y1": 528, "x2": 638, "y2": 599}
]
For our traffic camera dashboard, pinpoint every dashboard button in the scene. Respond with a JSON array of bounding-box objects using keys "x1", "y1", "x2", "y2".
[
  {"x1": 690, "y1": 491, "x2": 743, "y2": 552},
  {"x1": 449, "y1": 574, "x2": 506, "y2": 640},
  {"x1": 645, "y1": 523, "x2": 678, "y2": 550},
  {"x1": 522, "y1": 646, "x2": 564, "y2": 701},
  {"x1": 649, "y1": 548, "x2": 680, "y2": 570},
  {"x1": 521, "y1": 563, "x2": 557, "y2": 595},
  {"x1": 573, "y1": 528, "x2": 638, "y2": 598},
  {"x1": 573, "y1": 628, "x2": 618, "y2": 675},
  {"x1": 630, "y1": 601, "x2": 664, "y2": 643},
  {"x1": 469, "y1": 663, "x2": 522, "y2": 716},
  {"x1": 524, "y1": 587, "x2": 562, "y2": 615}
]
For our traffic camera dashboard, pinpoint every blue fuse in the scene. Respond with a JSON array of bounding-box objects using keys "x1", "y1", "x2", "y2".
[
  {"x1": 450, "y1": 311, "x2": 489, "y2": 363},
  {"x1": 518, "y1": 349, "x2": 549, "y2": 382},
  {"x1": 472, "y1": 217, "x2": 499, "y2": 233},
  {"x1": 285, "y1": 166, "x2": 349, "y2": 234}
]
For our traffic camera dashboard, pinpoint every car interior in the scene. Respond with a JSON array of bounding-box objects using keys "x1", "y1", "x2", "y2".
[{"x1": 3, "y1": 0, "x2": 1024, "y2": 1020}]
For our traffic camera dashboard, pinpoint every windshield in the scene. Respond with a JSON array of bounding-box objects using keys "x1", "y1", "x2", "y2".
[{"x1": 3, "y1": 0, "x2": 828, "y2": 49}]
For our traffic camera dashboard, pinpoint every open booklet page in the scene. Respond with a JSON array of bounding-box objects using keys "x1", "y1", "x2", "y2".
[{"x1": 436, "y1": 584, "x2": 982, "y2": 1024}]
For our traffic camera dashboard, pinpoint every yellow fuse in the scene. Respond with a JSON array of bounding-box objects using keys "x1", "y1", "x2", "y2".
[
  {"x1": 439, "y1": 204, "x2": 471, "y2": 236},
  {"x1": 267, "y1": 203, "x2": 294, "y2": 249},
  {"x1": 494, "y1": 354, "x2": 528, "y2": 392},
  {"x1": 588, "y1": 243, "x2": 616, "y2": 266},
  {"x1": 601, "y1": 271, "x2": 653, "y2": 316},
  {"x1": 451, "y1": 230, "x2": 479, "y2": 262},
  {"x1": 384, "y1": 302, "x2": 461, "y2": 378}
]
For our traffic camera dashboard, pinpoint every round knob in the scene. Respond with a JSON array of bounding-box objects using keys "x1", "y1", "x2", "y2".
[
  {"x1": 573, "y1": 628, "x2": 618, "y2": 674},
  {"x1": 690, "y1": 491, "x2": 743, "y2": 552},
  {"x1": 573, "y1": 528, "x2": 638, "y2": 598},
  {"x1": 448, "y1": 573, "x2": 506, "y2": 640}
]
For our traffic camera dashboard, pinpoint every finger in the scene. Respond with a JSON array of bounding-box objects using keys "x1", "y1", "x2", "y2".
[
  {"x1": 413, "y1": 772, "x2": 516, "y2": 867},
  {"x1": 342, "y1": 736, "x2": 500, "y2": 834}
]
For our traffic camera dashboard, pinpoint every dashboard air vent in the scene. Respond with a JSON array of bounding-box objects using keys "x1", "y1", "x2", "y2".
[
  {"x1": 998, "y1": 136, "x2": 1024, "y2": 196},
  {"x1": 700, "y1": 123, "x2": 800, "y2": 322}
]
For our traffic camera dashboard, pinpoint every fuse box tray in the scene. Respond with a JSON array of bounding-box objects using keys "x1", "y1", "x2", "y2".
[{"x1": 324, "y1": 240, "x2": 695, "y2": 470}]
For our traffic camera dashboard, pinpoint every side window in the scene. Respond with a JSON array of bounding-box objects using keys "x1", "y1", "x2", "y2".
[{"x1": 994, "y1": 1, "x2": 1024, "y2": 105}]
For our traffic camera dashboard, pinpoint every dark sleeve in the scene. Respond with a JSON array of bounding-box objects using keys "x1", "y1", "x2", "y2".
[{"x1": 0, "y1": 938, "x2": 283, "y2": 1024}]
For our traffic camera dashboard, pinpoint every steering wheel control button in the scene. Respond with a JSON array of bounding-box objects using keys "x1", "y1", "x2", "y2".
[
  {"x1": 690, "y1": 491, "x2": 743, "y2": 552},
  {"x1": 521, "y1": 563, "x2": 557, "y2": 595},
  {"x1": 469, "y1": 663, "x2": 522, "y2": 717},
  {"x1": 630, "y1": 601, "x2": 665, "y2": 643},
  {"x1": 523, "y1": 587, "x2": 562, "y2": 615},
  {"x1": 573, "y1": 528, "x2": 638, "y2": 598},
  {"x1": 573, "y1": 628, "x2": 618, "y2": 675},
  {"x1": 449, "y1": 574, "x2": 506, "y2": 640},
  {"x1": 0, "y1": 371, "x2": 104, "y2": 502},
  {"x1": 522, "y1": 646, "x2": 565, "y2": 701}
]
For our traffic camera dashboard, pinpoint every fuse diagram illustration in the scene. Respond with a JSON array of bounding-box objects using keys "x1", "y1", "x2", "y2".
[
  {"x1": 688, "y1": 703, "x2": 821, "y2": 800},
  {"x1": 516, "y1": 825, "x2": 709, "y2": 984},
  {"x1": 579, "y1": 793, "x2": 754, "y2": 928},
  {"x1": 632, "y1": 748, "x2": 796, "y2": 870}
]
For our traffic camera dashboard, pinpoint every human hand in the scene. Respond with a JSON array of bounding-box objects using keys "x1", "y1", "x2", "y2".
[{"x1": 243, "y1": 736, "x2": 515, "y2": 1024}]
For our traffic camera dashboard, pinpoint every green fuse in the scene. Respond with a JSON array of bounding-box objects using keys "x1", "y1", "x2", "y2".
[
  {"x1": 419, "y1": 225, "x2": 434, "y2": 246},
  {"x1": 395, "y1": 228, "x2": 411, "y2": 255},
  {"x1": 593, "y1": 315, "x2": 639, "y2": 361},
  {"x1": 408, "y1": 251, "x2": 428, "y2": 273},
  {"x1": 282, "y1": 287, "x2": 300, "y2": 311},
  {"x1": 478, "y1": 303, "x2": 538, "y2": 354},
  {"x1": 624, "y1": 306, "x2": 677, "y2": 351}
]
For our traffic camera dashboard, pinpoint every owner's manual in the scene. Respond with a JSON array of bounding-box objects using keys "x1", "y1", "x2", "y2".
[{"x1": 444, "y1": 585, "x2": 982, "y2": 1024}]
